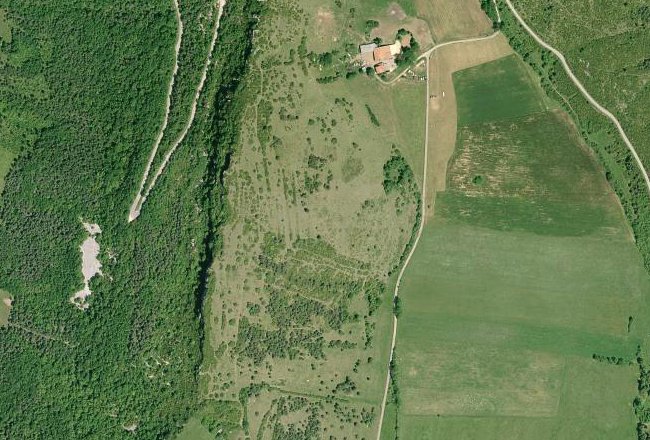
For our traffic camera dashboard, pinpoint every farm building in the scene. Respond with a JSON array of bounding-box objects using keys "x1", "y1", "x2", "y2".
[
  {"x1": 359, "y1": 40, "x2": 402, "y2": 74},
  {"x1": 359, "y1": 43, "x2": 377, "y2": 66}
]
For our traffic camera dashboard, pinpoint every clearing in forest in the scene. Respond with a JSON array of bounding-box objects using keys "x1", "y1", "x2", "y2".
[
  {"x1": 0, "y1": 147, "x2": 14, "y2": 194},
  {"x1": 0, "y1": 290, "x2": 11, "y2": 327},
  {"x1": 394, "y1": 54, "x2": 650, "y2": 439}
]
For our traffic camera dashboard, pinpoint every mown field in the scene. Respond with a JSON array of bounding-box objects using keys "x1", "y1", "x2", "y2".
[
  {"x1": 185, "y1": 0, "x2": 427, "y2": 438},
  {"x1": 394, "y1": 54, "x2": 650, "y2": 439}
]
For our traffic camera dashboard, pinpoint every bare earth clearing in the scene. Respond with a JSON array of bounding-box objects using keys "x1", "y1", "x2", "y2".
[{"x1": 70, "y1": 222, "x2": 103, "y2": 310}]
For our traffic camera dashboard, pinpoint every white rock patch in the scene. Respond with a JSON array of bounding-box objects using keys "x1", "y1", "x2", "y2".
[{"x1": 70, "y1": 222, "x2": 103, "y2": 310}]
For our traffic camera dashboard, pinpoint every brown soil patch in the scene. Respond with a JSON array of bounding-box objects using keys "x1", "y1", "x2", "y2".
[
  {"x1": 425, "y1": 35, "x2": 512, "y2": 217},
  {"x1": 2, "y1": 297, "x2": 10, "y2": 307},
  {"x1": 387, "y1": 2, "x2": 407, "y2": 20},
  {"x1": 414, "y1": 0, "x2": 493, "y2": 42},
  {"x1": 314, "y1": 7, "x2": 337, "y2": 47},
  {"x1": 372, "y1": 17, "x2": 433, "y2": 49}
]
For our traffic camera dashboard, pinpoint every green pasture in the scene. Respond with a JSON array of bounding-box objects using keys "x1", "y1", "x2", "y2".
[
  {"x1": 0, "y1": 9, "x2": 11, "y2": 44},
  {"x1": 175, "y1": 417, "x2": 213, "y2": 440},
  {"x1": 198, "y1": 0, "x2": 426, "y2": 436},
  {"x1": 361, "y1": 0, "x2": 417, "y2": 18},
  {"x1": 0, "y1": 147, "x2": 14, "y2": 194},
  {"x1": 393, "y1": 54, "x2": 650, "y2": 438},
  {"x1": 453, "y1": 54, "x2": 546, "y2": 124}
]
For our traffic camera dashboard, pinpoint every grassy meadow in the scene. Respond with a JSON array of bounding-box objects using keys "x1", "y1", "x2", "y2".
[
  {"x1": 394, "y1": 53, "x2": 650, "y2": 439},
  {"x1": 0, "y1": 147, "x2": 14, "y2": 194},
  {"x1": 175, "y1": 417, "x2": 214, "y2": 440},
  {"x1": 190, "y1": 0, "x2": 427, "y2": 437}
]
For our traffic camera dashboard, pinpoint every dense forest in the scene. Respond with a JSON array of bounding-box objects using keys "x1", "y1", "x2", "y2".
[{"x1": 0, "y1": 0, "x2": 260, "y2": 437}]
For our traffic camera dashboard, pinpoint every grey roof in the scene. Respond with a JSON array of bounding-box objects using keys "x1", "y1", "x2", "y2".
[{"x1": 359, "y1": 43, "x2": 377, "y2": 54}]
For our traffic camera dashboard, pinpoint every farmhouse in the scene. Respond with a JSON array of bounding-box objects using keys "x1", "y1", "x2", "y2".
[
  {"x1": 359, "y1": 42, "x2": 377, "y2": 66},
  {"x1": 359, "y1": 40, "x2": 402, "y2": 74}
]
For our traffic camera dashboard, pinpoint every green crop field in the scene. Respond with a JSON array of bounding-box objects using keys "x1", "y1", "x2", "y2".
[
  {"x1": 393, "y1": 53, "x2": 650, "y2": 439},
  {"x1": 453, "y1": 54, "x2": 547, "y2": 124}
]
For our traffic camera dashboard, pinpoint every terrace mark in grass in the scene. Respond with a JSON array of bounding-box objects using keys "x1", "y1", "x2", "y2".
[{"x1": 365, "y1": 104, "x2": 381, "y2": 126}]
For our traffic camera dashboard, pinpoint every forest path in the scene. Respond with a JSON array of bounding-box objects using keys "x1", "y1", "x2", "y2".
[{"x1": 129, "y1": 0, "x2": 227, "y2": 222}]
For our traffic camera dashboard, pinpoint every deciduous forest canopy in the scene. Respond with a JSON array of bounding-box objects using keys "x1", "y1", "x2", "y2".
[{"x1": 0, "y1": 0, "x2": 260, "y2": 437}]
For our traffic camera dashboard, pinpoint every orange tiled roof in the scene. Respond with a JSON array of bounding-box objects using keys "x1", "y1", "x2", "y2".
[
  {"x1": 375, "y1": 63, "x2": 388, "y2": 74},
  {"x1": 373, "y1": 46, "x2": 393, "y2": 63}
]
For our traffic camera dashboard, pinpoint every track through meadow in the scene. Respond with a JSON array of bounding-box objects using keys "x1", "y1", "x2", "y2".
[{"x1": 374, "y1": 31, "x2": 501, "y2": 439}]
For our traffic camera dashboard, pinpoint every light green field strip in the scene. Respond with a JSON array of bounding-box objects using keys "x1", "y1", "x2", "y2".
[
  {"x1": 0, "y1": 147, "x2": 15, "y2": 194},
  {"x1": 453, "y1": 54, "x2": 546, "y2": 124},
  {"x1": 175, "y1": 417, "x2": 214, "y2": 440},
  {"x1": 394, "y1": 53, "x2": 650, "y2": 439},
  {"x1": 0, "y1": 289, "x2": 12, "y2": 327}
]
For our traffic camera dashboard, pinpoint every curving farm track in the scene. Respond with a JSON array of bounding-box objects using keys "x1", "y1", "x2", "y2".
[
  {"x1": 374, "y1": 31, "x2": 501, "y2": 439},
  {"x1": 375, "y1": 2, "x2": 650, "y2": 436}
]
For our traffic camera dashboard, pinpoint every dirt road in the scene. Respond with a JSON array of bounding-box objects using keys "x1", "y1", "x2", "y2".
[
  {"x1": 374, "y1": 31, "x2": 502, "y2": 439},
  {"x1": 129, "y1": 0, "x2": 183, "y2": 222},
  {"x1": 377, "y1": 31, "x2": 501, "y2": 86},
  {"x1": 129, "y1": 0, "x2": 227, "y2": 222}
]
